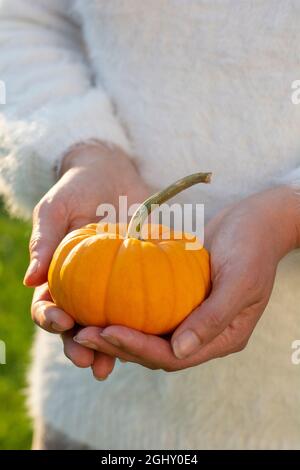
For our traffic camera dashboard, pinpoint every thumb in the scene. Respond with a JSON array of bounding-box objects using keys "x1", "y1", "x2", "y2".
[
  {"x1": 171, "y1": 271, "x2": 252, "y2": 359},
  {"x1": 24, "y1": 200, "x2": 68, "y2": 287}
]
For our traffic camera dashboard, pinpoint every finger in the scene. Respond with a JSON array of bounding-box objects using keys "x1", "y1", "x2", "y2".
[
  {"x1": 171, "y1": 269, "x2": 256, "y2": 359},
  {"x1": 74, "y1": 308, "x2": 261, "y2": 372},
  {"x1": 74, "y1": 326, "x2": 182, "y2": 371},
  {"x1": 24, "y1": 197, "x2": 68, "y2": 286},
  {"x1": 75, "y1": 325, "x2": 240, "y2": 372},
  {"x1": 62, "y1": 329, "x2": 95, "y2": 368},
  {"x1": 181, "y1": 308, "x2": 260, "y2": 365},
  {"x1": 97, "y1": 320, "x2": 255, "y2": 371},
  {"x1": 31, "y1": 284, "x2": 74, "y2": 333},
  {"x1": 73, "y1": 326, "x2": 134, "y2": 361},
  {"x1": 92, "y1": 352, "x2": 116, "y2": 381}
]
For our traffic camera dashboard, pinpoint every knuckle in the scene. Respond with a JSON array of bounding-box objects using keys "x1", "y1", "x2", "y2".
[
  {"x1": 162, "y1": 365, "x2": 174, "y2": 373},
  {"x1": 32, "y1": 201, "x2": 42, "y2": 219},
  {"x1": 216, "y1": 332, "x2": 231, "y2": 352},
  {"x1": 206, "y1": 310, "x2": 222, "y2": 332},
  {"x1": 33, "y1": 195, "x2": 66, "y2": 221},
  {"x1": 147, "y1": 363, "x2": 161, "y2": 371},
  {"x1": 232, "y1": 343, "x2": 245, "y2": 353},
  {"x1": 32, "y1": 312, "x2": 45, "y2": 330},
  {"x1": 236, "y1": 262, "x2": 262, "y2": 296},
  {"x1": 232, "y1": 336, "x2": 249, "y2": 353},
  {"x1": 31, "y1": 302, "x2": 40, "y2": 323},
  {"x1": 146, "y1": 362, "x2": 166, "y2": 371},
  {"x1": 31, "y1": 306, "x2": 37, "y2": 324},
  {"x1": 32, "y1": 199, "x2": 50, "y2": 221},
  {"x1": 222, "y1": 324, "x2": 250, "y2": 355},
  {"x1": 31, "y1": 303, "x2": 54, "y2": 332},
  {"x1": 162, "y1": 362, "x2": 179, "y2": 372},
  {"x1": 29, "y1": 233, "x2": 42, "y2": 252},
  {"x1": 243, "y1": 274, "x2": 261, "y2": 296},
  {"x1": 63, "y1": 343, "x2": 72, "y2": 360}
]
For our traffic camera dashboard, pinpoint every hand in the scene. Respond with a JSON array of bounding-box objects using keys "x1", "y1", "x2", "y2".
[
  {"x1": 25, "y1": 142, "x2": 150, "y2": 379},
  {"x1": 31, "y1": 284, "x2": 117, "y2": 378},
  {"x1": 73, "y1": 185, "x2": 300, "y2": 372}
]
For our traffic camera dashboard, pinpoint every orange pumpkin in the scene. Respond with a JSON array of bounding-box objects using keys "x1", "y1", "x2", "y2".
[{"x1": 48, "y1": 173, "x2": 211, "y2": 335}]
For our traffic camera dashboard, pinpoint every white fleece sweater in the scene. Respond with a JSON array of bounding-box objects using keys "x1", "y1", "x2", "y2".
[{"x1": 1, "y1": 0, "x2": 300, "y2": 449}]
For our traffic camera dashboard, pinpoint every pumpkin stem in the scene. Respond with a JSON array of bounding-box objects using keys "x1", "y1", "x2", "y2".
[{"x1": 126, "y1": 172, "x2": 212, "y2": 239}]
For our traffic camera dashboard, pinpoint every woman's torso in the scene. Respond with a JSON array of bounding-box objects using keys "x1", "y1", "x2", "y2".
[{"x1": 78, "y1": 0, "x2": 300, "y2": 217}]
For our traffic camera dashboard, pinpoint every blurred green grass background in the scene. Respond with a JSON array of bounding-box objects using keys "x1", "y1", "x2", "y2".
[{"x1": 0, "y1": 200, "x2": 34, "y2": 449}]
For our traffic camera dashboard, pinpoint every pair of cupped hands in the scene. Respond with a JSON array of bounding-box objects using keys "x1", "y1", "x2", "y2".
[{"x1": 24, "y1": 143, "x2": 300, "y2": 380}]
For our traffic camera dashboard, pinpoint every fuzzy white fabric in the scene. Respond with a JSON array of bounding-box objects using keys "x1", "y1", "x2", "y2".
[{"x1": 1, "y1": 0, "x2": 300, "y2": 449}]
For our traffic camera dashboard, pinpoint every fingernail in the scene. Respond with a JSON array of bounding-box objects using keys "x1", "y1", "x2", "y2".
[
  {"x1": 93, "y1": 371, "x2": 111, "y2": 381},
  {"x1": 73, "y1": 336, "x2": 98, "y2": 349},
  {"x1": 23, "y1": 259, "x2": 39, "y2": 284},
  {"x1": 100, "y1": 333, "x2": 121, "y2": 347},
  {"x1": 51, "y1": 321, "x2": 67, "y2": 332},
  {"x1": 172, "y1": 330, "x2": 202, "y2": 359}
]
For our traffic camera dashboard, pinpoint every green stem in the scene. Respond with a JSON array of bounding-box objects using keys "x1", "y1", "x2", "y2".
[{"x1": 126, "y1": 172, "x2": 212, "y2": 239}]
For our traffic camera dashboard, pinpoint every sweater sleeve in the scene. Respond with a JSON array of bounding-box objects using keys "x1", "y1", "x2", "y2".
[{"x1": 0, "y1": 0, "x2": 132, "y2": 218}]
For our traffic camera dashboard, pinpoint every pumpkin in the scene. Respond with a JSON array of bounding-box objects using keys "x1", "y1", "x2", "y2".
[{"x1": 48, "y1": 173, "x2": 212, "y2": 335}]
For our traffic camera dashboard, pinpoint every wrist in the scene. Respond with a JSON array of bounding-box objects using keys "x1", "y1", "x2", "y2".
[
  {"x1": 262, "y1": 185, "x2": 300, "y2": 256},
  {"x1": 283, "y1": 184, "x2": 300, "y2": 250},
  {"x1": 59, "y1": 141, "x2": 150, "y2": 209},
  {"x1": 59, "y1": 140, "x2": 119, "y2": 176}
]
